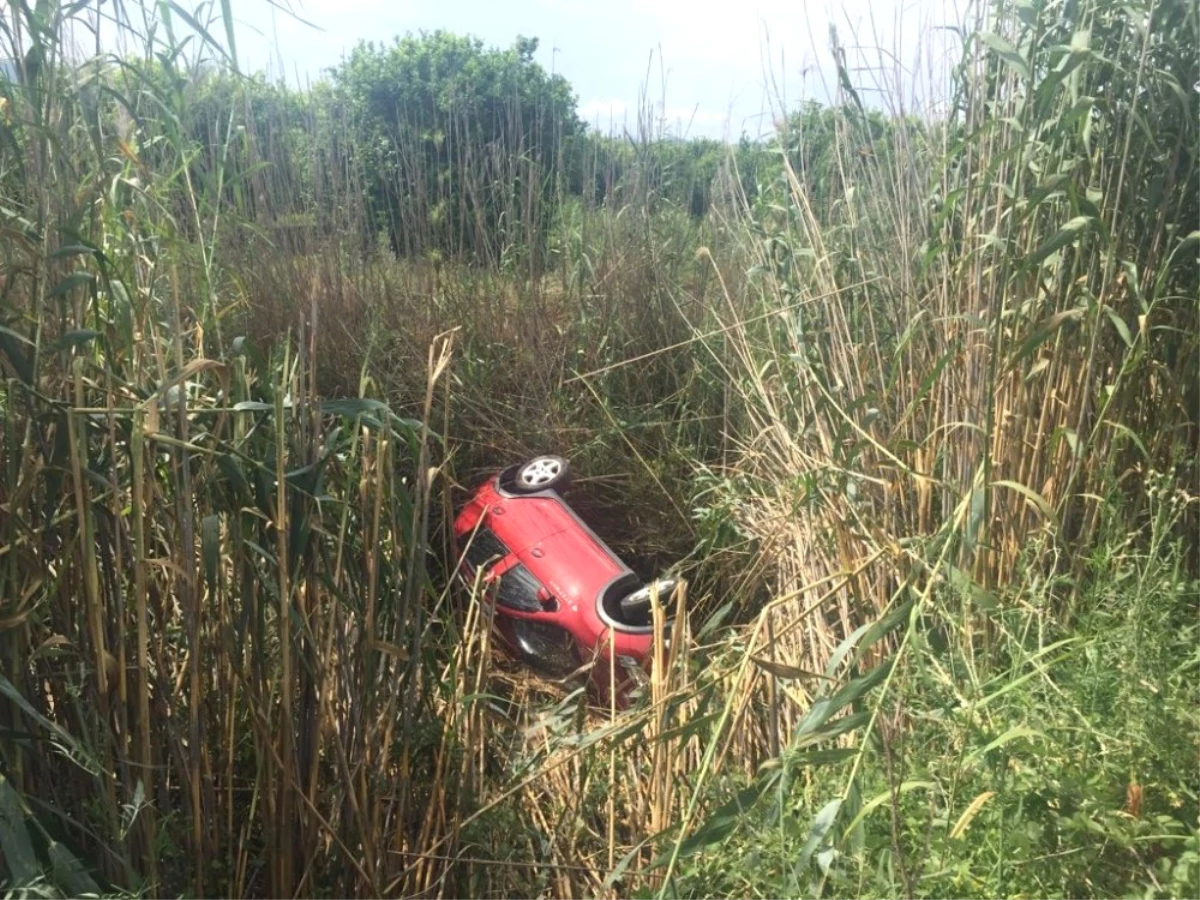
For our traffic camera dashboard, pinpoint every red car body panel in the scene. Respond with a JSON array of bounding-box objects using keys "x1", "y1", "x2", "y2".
[{"x1": 453, "y1": 467, "x2": 657, "y2": 705}]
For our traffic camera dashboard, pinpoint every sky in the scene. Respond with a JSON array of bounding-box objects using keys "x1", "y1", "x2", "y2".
[
  {"x1": 225, "y1": 0, "x2": 966, "y2": 140},
  {"x1": 25, "y1": 0, "x2": 964, "y2": 142}
]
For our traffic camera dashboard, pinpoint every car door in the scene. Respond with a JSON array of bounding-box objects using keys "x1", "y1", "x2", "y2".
[{"x1": 484, "y1": 554, "x2": 580, "y2": 677}]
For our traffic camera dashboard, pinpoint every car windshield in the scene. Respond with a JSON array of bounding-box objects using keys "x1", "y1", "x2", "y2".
[{"x1": 510, "y1": 620, "x2": 578, "y2": 677}]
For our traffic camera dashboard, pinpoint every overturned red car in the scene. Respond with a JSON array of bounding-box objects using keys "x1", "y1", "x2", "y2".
[{"x1": 453, "y1": 455, "x2": 678, "y2": 706}]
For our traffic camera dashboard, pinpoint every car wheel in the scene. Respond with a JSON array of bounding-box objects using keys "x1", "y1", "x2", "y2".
[
  {"x1": 513, "y1": 455, "x2": 571, "y2": 493},
  {"x1": 618, "y1": 578, "x2": 679, "y2": 625}
]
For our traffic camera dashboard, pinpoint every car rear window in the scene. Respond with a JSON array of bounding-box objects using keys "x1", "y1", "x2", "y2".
[{"x1": 462, "y1": 526, "x2": 509, "y2": 571}]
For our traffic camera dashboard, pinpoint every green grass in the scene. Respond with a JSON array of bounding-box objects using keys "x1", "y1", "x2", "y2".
[{"x1": 0, "y1": 0, "x2": 1196, "y2": 897}]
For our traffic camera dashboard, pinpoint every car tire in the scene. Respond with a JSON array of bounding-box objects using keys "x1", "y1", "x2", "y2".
[
  {"x1": 512, "y1": 455, "x2": 571, "y2": 494},
  {"x1": 618, "y1": 578, "x2": 679, "y2": 625}
]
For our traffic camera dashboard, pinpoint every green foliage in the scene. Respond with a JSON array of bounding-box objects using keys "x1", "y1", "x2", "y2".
[
  {"x1": 664, "y1": 513, "x2": 1199, "y2": 899},
  {"x1": 649, "y1": 0, "x2": 1200, "y2": 894},
  {"x1": 565, "y1": 133, "x2": 738, "y2": 217},
  {"x1": 332, "y1": 31, "x2": 580, "y2": 266}
]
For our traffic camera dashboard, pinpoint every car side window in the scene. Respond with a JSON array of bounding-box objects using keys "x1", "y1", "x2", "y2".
[
  {"x1": 462, "y1": 526, "x2": 509, "y2": 574},
  {"x1": 494, "y1": 563, "x2": 542, "y2": 613}
]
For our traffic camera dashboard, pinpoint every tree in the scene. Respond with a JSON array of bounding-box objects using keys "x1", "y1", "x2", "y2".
[{"x1": 331, "y1": 31, "x2": 581, "y2": 268}]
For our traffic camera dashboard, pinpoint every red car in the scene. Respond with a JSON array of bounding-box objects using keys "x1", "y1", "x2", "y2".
[{"x1": 453, "y1": 455, "x2": 678, "y2": 706}]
